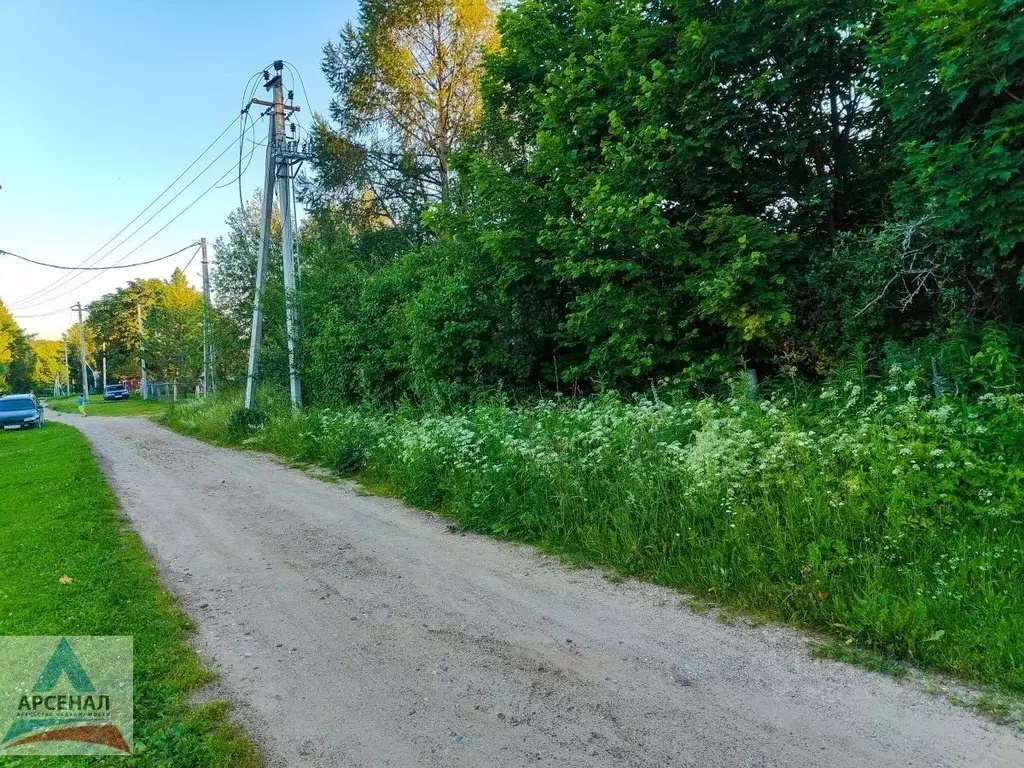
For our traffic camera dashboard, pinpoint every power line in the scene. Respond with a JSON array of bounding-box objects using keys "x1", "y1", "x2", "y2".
[
  {"x1": 241, "y1": 63, "x2": 276, "y2": 111},
  {"x1": 0, "y1": 242, "x2": 200, "y2": 271},
  {"x1": 12, "y1": 138, "x2": 244, "y2": 310},
  {"x1": 12, "y1": 139, "x2": 240, "y2": 308},
  {"x1": 232, "y1": 66, "x2": 278, "y2": 209},
  {"x1": 235, "y1": 119, "x2": 263, "y2": 202},
  {"x1": 213, "y1": 106, "x2": 258, "y2": 194},
  {"x1": 8, "y1": 113, "x2": 242, "y2": 309},
  {"x1": 181, "y1": 244, "x2": 202, "y2": 273},
  {"x1": 281, "y1": 61, "x2": 314, "y2": 152},
  {"x1": 9, "y1": 63, "x2": 277, "y2": 329},
  {"x1": 282, "y1": 61, "x2": 313, "y2": 117},
  {"x1": 10, "y1": 307, "x2": 72, "y2": 320},
  {"x1": 12, "y1": 142, "x2": 261, "y2": 312}
]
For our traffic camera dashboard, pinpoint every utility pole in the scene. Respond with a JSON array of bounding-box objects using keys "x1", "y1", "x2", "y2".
[
  {"x1": 72, "y1": 303, "x2": 88, "y2": 398},
  {"x1": 244, "y1": 59, "x2": 308, "y2": 410},
  {"x1": 63, "y1": 338, "x2": 70, "y2": 397},
  {"x1": 200, "y1": 237, "x2": 215, "y2": 395},
  {"x1": 102, "y1": 343, "x2": 107, "y2": 391},
  {"x1": 137, "y1": 303, "x2": 148, "y2": 400},
  {"x1": 243, "y1": 108, "x2": 275, "y2": 410},
  {"x1": 278, "y1": 121, "x2": 302, "y2": 409}
]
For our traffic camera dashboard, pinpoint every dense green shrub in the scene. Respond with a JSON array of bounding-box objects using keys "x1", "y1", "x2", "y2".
[{"x1": 225, "y1": 405, "x2": 269, "y2": 441}]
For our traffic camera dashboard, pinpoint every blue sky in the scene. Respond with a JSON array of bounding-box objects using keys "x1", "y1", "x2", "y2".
[{"x1": 0, "y1": 0, "x2": 356, "y2": 338}]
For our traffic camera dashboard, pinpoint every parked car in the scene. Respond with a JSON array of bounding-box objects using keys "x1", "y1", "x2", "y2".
[
  {"x1": 0, "y1": 394, "x2": 43, "y2": 430},
  {"x1": 104, "y1": 384, "x2": 131, "y2": 401}
]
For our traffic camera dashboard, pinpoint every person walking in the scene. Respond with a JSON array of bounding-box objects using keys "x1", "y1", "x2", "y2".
[{"x1": 77, "y1": 394, "x2": 88, "y2": 416}]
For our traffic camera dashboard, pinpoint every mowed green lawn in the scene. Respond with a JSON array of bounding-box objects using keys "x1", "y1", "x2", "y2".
[
  {"x1": 0, "y1": 422, "x2": 260, "y2": 766},
  {"x1": 46, "y1": 395, "x2": 167, "y2": 417}
]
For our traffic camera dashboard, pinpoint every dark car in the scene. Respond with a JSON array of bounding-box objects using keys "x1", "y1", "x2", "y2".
[
  {"x1": 104, "y1": 384, "x2": 130, "y2": 401},
  {"x1": 0, "y1": 394, "x2": 43, "y2": 430}
]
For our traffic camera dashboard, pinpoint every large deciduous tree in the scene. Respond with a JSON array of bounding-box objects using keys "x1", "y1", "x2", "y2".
[
  {"x1": 314, "y1": 0, "x2": 499, "y2": 227},
  {"x1": 470, "y1": 0, "x2": 893, "y2": 384},
  {"x1": 813, "y1": 0, "x2": 1024, "y2": 350},
  {"x1": 876, "y1": 0, "x2": 1024, "y2": 259},
  {"x1": 87, "y1": 277, "x2": 166, "y2": 380},
  {"x1": 147, "y1": 269, "x2": 204, "y2": 388},
  {"x1": 29, "y1": 340, "x2": 64, "y2": 392}
]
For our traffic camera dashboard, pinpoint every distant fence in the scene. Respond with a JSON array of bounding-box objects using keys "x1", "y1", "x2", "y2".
[{"x1": 139, "y1": 381, "x2": 209, "y2": 402}]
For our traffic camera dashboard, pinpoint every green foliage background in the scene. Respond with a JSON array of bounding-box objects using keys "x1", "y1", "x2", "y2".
[
  {"x1": 241, "y1": 0, "x2": 1024, "y2": 405},
  {"x1": 5, "y1": 1, "x2": 1022, "y2": 402}
]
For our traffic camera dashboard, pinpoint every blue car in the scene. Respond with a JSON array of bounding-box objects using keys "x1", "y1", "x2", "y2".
[
  {"x1": 0, "y1": 394, "x2": 43, "y2": 431},
  {"x1": 104, "y1": 384, "x2": 130, "y2": 401}
]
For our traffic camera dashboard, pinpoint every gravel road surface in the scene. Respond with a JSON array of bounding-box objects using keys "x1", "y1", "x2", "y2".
[{"x1": 53, "y1": 411, "x2": 1024, "y2": 767}]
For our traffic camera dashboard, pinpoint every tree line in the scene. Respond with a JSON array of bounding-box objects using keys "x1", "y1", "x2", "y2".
[
  {"x1": 234, "y1": 0, "x2": 1019, "y2": 406},
  {"x1": 0, "y1": 300, "x2": 35, "y2": 394},
  {"x1": 14, "y1": 0, "x2": 1022, "y2": 403},
  {"x1": 0, "y1": 269, "x2": 206, "y2": 396},
  {"x1": 80, "y1": 268, "x2": 208, "y2": 393}
]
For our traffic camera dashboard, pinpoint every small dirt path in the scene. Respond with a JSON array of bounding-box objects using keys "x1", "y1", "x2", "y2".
[{"x1": 52, "y1": 411, "x2": 1024, "y2": 767}]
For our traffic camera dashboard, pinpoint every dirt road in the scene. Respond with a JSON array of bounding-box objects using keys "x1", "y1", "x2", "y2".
[{"x1": 53, "y1": 411, "x2": 1023, "y2": 767}]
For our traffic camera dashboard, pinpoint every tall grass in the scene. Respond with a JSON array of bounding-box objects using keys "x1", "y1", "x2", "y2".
[{"x1": 163, "y1": 368, "x2": 1024, "y2": 694}]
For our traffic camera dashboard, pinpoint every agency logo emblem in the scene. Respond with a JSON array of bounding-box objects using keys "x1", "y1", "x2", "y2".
[{"x1": 0, "y1": 636, "x2": 132, "y2": 755}]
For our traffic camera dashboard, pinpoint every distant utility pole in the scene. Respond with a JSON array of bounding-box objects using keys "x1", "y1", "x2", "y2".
[
  {"x1": 62, "y1": 338, "x2": 70, "y2": 396},
  {"x1": 137, "y1": 303, "x2": 148, "y2": 400},
  {"x1": 245, "y1": 59, "x2": 308, "y2": 410},
  {"x1": 72, "y1": 302, "x2": 88, "y2": 398},
  {"x1": 200, "y1": 237, "x2": 216, "y2": 395},
  {"x1": 102, "y1": 343, "x2": 107, "y2": 391}
]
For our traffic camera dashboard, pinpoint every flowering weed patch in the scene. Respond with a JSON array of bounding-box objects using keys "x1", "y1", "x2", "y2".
[{"x1": 163, "y1": 370, "x2": 1024, "y2": 693}]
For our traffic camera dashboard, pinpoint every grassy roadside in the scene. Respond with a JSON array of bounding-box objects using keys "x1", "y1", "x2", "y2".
[
  {"x1": 0, "y1": 423, "x2": 260, "y2": 766},
  {"x1": 161, "y1": 376, "x2": 1024, "y2": 702},
  {"x1": 46, "y1": 395, "x2": 167, "y2": 418}
]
